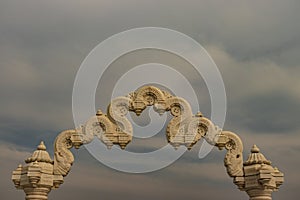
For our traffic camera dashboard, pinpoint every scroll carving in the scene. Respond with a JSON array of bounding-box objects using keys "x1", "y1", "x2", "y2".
[
  {"x1": 215, "y1": 131, "x2": 244, "y2": 177},
  {"x1": 133, "y1": 85, "x2": 167, "y2": 115},
  {"x1": 53, "y1": 130, "x2": 77, "y2": 176}
]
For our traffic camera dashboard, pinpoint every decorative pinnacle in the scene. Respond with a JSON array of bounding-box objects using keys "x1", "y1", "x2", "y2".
[
  {"x1": 37, "y1": 141, "x2": 46, "y2": 151},
  {"x1": 195, "y1": 112, "x2": 203, "y2": 117},
  {"x1": 96, "y1": 109, "x2": 103, "y2": 116},
  {"x1": 25, "y1": 141, "x2": 53, "y2": 164},
  {"x1": 244, "y1": 144, "x2": 271, "y2": 166},
  {"x1": 251, "y1": 144, "x2": 260, "y2": 153}
]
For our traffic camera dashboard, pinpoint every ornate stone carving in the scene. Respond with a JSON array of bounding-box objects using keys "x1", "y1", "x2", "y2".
[
  {"x1": 82, "y1": 98, "x2": 133, "y2": 150},
  {"x1": 12, "y1": 142, "x2": 65, "y2": 200},
  {"x1": 165, "y1": 97, "x2": 194, "y2": 148},
  {"x1": 133, "y1": 85, "x2": 167, "y2": 115},
  {"x1": 215, "y1": 131, "x2": 244, "y2": 177},
  {"x1": 237, "y1": 145, "x2": 284, "y2": 200},
  {"x1": 12, "y1": 85, "x2": 284, "y2": 200},
  {"x1": 53, "y1": 129, "x2": 80, "y2": 176}
]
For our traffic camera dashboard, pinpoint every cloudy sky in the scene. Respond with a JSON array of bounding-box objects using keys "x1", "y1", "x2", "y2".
[{"x1": 1, "y1": 0, "x2": 300, "y2": 199}]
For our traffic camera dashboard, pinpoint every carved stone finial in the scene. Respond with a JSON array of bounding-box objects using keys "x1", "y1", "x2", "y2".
[
  {"x1": 244, "y1": 144, "x2": 271, "y2": 166},
  {"x1": 96, "y1": 109, "x2": 103, "y2": 116},
  {"x1": 25, "y1": 141, "x2": 53, "y2": 164},
  {"x1": 195, "y1": 111, "x2": 203, "y2": 117},
  {"x1": 37, "y1": 141, "x2": 46, "y2": 151},
  {"x1": 251, "y1": 144, "x2": 260, "y2": 153}
]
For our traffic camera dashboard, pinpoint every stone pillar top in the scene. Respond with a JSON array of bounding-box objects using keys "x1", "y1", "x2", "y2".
[
  {"x1": 12, "y1": 141, "x2": 65, "y2": 200},
  {"x1": 237, "y1": 145, "x2": 285, "y2": 200}
]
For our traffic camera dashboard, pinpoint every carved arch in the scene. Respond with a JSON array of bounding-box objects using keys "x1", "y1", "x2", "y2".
[{"x1": 53, "y1": 85, "x2": 244, "y2": 179}]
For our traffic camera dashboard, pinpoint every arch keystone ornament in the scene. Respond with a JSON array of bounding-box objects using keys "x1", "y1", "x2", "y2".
[{"x1": 12, "y1": 85, "x2": 284, "y2": 200}]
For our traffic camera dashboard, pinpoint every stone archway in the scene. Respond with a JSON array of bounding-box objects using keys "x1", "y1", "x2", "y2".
[{"x1": 12, "y1": 85, "x2": 284, "y2": 200}]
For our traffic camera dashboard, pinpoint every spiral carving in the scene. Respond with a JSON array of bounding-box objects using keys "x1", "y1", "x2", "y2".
[{"x1": 215, "y1": 131, "x2": 244, "y2": 177}]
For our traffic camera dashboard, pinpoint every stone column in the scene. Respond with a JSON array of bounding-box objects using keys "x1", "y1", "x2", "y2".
[
  {"x1": 23, "y1": 188, "x2": 51, "y2": 200},
  {"x1": 246, "y1": 189, "x2": 272, "y2": 200}
]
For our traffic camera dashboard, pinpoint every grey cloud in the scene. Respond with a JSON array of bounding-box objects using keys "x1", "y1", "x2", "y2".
[
  {"x1": 2, "y1": 0, "x2": 300, "y2": 65},
  {"x1": 228, "y1": 90, "x2": 300, "y2": 133},
  {"x1": 1, "y1": 0, "x2": 300, "y2": 199}
]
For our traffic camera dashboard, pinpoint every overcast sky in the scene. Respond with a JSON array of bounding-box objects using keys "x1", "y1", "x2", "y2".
[{"x1": 1, "y1": 0, "x2": 300, "y2": 199}]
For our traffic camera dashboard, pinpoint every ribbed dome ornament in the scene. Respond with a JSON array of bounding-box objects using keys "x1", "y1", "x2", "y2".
[
  {"x1": 244, "y1": 144, "x2": 271, "y2": 166},
  {"x1": 25, "y1": 141, "x2": 53, "y2": 164}
]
